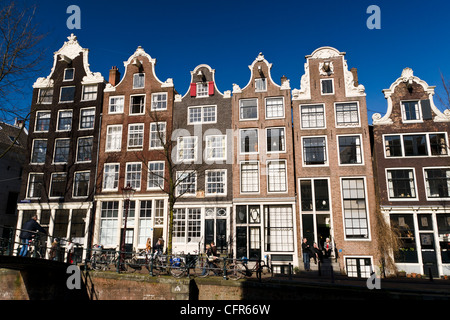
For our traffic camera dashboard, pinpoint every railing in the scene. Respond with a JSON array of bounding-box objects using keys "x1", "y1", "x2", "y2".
[{"x1": 0, "y1": 225, "x2": 272, "y2": 282}]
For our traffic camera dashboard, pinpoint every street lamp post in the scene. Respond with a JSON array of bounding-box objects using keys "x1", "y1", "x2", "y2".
[{"x1": 120, "y1": 183, "x2": 135, "y2": 271}]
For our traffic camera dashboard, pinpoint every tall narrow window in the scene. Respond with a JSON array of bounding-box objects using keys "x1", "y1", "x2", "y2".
[
  {"x1": 128, "y1": 124, "x2": 144, "y2": 149},
  {"x1": 130, "y1": 95, "x2": 145, "y2": 114},
  {"x1": 241, "y1": 162, "x2": 259, "y2": 193},
  {"x1": 148, "y1": 161, "x2": 165, "y2": 190},
  {"x1": 64, "y1": 68, "x2": 74, "y2": 81},
  {"x1": 54, "y1": 138, "x2": 70, "y2": 163},
  {"x1": 342, "y1": 178, "x2": 369, "y2": 239},
  {"x1": 80, "y1": 108, "x2": 95, "y2": 129},
  {"x1": 73, "y1": 171, "x2": 90, "y2": 197},
  {"x1": 429, "y1": 134, "x2": 448, "y2": 155},
  {"x1": 240, "y1": 129, "x2": 258, "y2": 154},
  {"x1": 151, "y1": 93, "x2": 167, "y2": 110},
  {"x1": 149, "y1": 122, "x2": 166, "y2": 149},
  {"x1": 99, "y1": 201, "x2": 119, "y2": 247},
  {"x1": 103, "y1": 164, "x2": 119, "y2": 191},
  {"x1": 125, "y1": 162, "x2": 142, "y2": 190},
  {"x1": 384, "y1": 135, "x2": 402, "y2": 157},
  {"x1": 35, "y1": 111, "x2": 51, "y2": 132},
  {"x1": 57, "y1": 110, "x2": 72, "y2": 131},
  {"x1": 176, "y1": 171, "x2": 196, "y2": 196},
  {"x1": 267, "y1": 160, "x2": 287, "y2": 192},
  {"x1": 255, "y1": 78, "x2": 266, "y2": 91},
  {"x1": 31, "y1": 139, "x2": 47, "y2": 164},
  {"x1": 50, "y1": 173, "x2": 67, "y2": 198},
  {"x1": 387, "y1": 169, "x2": 416, "y2": 199},
  {"x1": 27, "y1": 173, "x2": 43, "y2": 198},
  {"x1": 177, "y1": 136, "x2": 197, "y2": 162},
  {"x1": 133, "y1": 73, "x2": 145, "y2": 89},
  {"x1": 77, "y1": 137, "x2": 93, "y2": 162},
  {"x1": 106, "y1": 125, "x2": 122, "y2": 151},
  {"x1": 321, "y1": 79, "x2": 333, "y2": 94},
  {"x1": 267, "y1": 128, "x2": 285, "y2": 153},
  {"x1": 206, "y1": 170, "x2": 226, "y2": 195}
]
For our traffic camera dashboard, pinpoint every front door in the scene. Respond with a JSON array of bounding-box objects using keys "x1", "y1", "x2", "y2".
[{"x1": 420, "y1": 233, "x2": 439, "y2": 277}]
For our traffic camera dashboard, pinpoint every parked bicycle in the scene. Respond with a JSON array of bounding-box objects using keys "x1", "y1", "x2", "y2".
[
  {"x1": 170, "y1": 251, "x2": 206, "y2": 278},
  {"x1": 229, "y1": 256, "x2": 273, "y2": 281}
]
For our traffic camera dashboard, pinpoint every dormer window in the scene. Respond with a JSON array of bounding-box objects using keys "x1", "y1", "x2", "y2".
[
  {"x1": 197, "y1": 83, "x2": 208, "y2": 97},
  {"x1": 255, "y1": 78, "x2": 266, "y2": 91},
  {"x1": 401, "y1": 101, "x2": 421, "y2": 122},
  {"x1": 133, "y1": 73, "x2": 145, "y2": 89},
  {"x1": 190, "y1": 81, "x2": 214, "y2": 97}
]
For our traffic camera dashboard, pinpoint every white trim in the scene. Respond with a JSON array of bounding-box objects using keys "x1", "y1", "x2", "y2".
[
  {"x1": 127, "y1": 123, "x2": 145, "y2": 151},
  {"x1": 299, "y1": 103, "x2": 326, "y2": 130},
  {"x1": 264, "y1": 96, "x2": 285, "y2": 120},
  {"x1": 301, "y1": 135, "x2": 329, "y2": 167},
  {"x1": 30, "y1": 138, "x2": 47, "y2": 165},
  {"x1": 147, "y1": 161, "x2": 165, "y2": 191},
  {"x1": 320, "y1": 78, "x2": 334, "y2": 95},
  {"x1": 401, "y1": 99, "x2": 423, "y2": 123},
  {"x1": 176, "y1": 170, "x2": 197, "y2": 197},
  {"x1": 150, "y1": 92, "x2": 168, "y2": 111},
  {"x1": 334, "y1": 101, "x2": 361, "y2": 128},
  {"x1": 105, "y1": 124, "x2": 123, "y2": 152},
  {"x1": 75, "y1": 136, "x2": 94, "y2": 163},
  {"x1": 53, "y1": 137, "x2": 71, "y2": 164},
  {"x1": 59, "y1": 86, "x2": 76, "y2": 103},
  {"x1": 176, "y1": 136, "x2": 198, "y2": 163},
  {"x1": 239, "y1": 128, "x2": 259, "y2": 155},
  {"x1": 102, "y1": 163, "x2": 120, "y2": 192},
  {"x1": 49, "y1": 172, "x2": 68, "y2": 199},
  {"x1": 125, "y1": 161, "x2": 142, "y2": 191},
  {"x1": 385, "y1": 167, "x2": 419, "y2": 202},
  {"x1": 72, "y1": 170, "x2": 90, "y2": 199},
  {"x1": 26, "y1": 172, "x2": 44, "y2": 199},
  {"x1": 205, "y1": 134, "x2": 227, "y2": 161},
  {"x1": 205, "y1": 169, "x2": 227, "y2": 197},
  {"x1": 382, "y1": 132, "x2": 450, "y2": 159},
  {"x1": 239, "y1": 160, "x2": 260, "y2": 194},
  {"x1": 422, "y1": 166, "x2": 450, "y2": 201},
  {"x1": 187, "y1": 105, "x2": 217, "y2": 125},
  {"x1": 266, "y1": 159, "x2": 288, "y2": 194},
  {"x1": 239, "y1": 98, "x2": 259, "y2": 121},
  {"x1": 129, "y1": 93, "x2": 146, "y2": 115},
  {"x1": 56, "y1": 109, "x2": 73, "y2": 132},
  {"x1": 336, "y1": 133, "x2": 364, "y2": 166},
  {"x1": 108, "y1": 95, "x2": 125, "y2": 114},
  {"x1": 265, "y1": 127, "x2": 286, "y2": 154},
  {"x1": 149, "y1": 121, "x2": 166, "y2": 150},
  {"x1": 63, "y1": 68, "x2": 75, "y2": 82},
  {"x1": 79, "y1": 107, "x2": 96, "y2": 130},
  {"x1": 34, "y1": 110, "x2": 51, "y2": 133}
]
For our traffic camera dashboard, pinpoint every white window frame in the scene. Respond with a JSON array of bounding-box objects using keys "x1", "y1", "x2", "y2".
[
  {"x1": 147, "y1": 161, "x2": 165, "y2": 190},
  {"x1": 196, "y1": 82, "x2": 208, "y2": 97},
  {"x1": 76, "y1": 136, "x2": 94, "y2": 163},
  {"x1": 382, "y1": 132, "x2": 450, "y2": 159},
  {"x1": 63, "y1": 68, "x2": 75, "y2": 81},
  {"x1": 149, "y1": 122, "x2": 166, "y2": 150},
  {"x1": 37, "y1": 88, "x2": 53, "y2": 104},
  {"x1": 239, "y1": 98, "x2": 258, "y2": 121},
  {"x1": 151, "y1": 92, "x2": 168, "y2": 111},
  {"x1": 265, "y1": 96, "x2": 284, "y2": 119},
  {"x1": 129, "y1": 94, "x2": 146, "y2": 115},
  {"x1": 26, "y1": 173, "x2": 44, "y2": 199},
  {"x1": 239, "y1": 128, "x2": 259, "y2": 155},
  {"x1": 300, "y1": 103, "x2": 326, "y2": 129},
  {"x1": 298, "y1": 177, "x2": 331, "y2": 212},
  {"x1": 385, "y1": 168, "x2": 418, "y2": 201},
  {"x1": 267, "y1": 160, "x2": 288, "y2": 193},
  {"x1": 127, "y1": 123, "x2": 144, "y2": 150},
  {"x1": 73, "y1": 170, "x2": 90, "y2": 198},
  {"x1": 49, "y1": 172, "x2": 67, "y2": 199},
  {"x1": 266, "y1": 127, "x2": 286, "y2": 154},
  {"x1": 56, "y1": 109, "x2": 73, "y2": 132},
  {"x1": 109, "y1": 96, "x2": 125, "y2": 114},
  {"x1": 133, "y1": 73, "x2": 145, "y2": 89},
  {"x1": 336, "y1": 134, "x2": 364, "y2": 166},
  {"x1": 177, "y1": 136, "x2": 198, "y2": 162},
  {"x1": 301, "y1": 135, "x2": 329, "y2": 167},
  {"x1": 81, "y1": 84, "x2": 98, "y2": 101},
  {"x1": 423, "y1": 166, "x2": 450, "y2": 200},
  {"x1": 103, "y1": 163, "x2": 120, "y2": 191},
  {"x1": 79, "y1": 107, "x2": 96, "y2": 130},
  {"x1": 105, "y1": 125, "x2": 122, "y2": 152},
  {"x1": 320, "y1": 78, "x2": 334, "y2": 95},
  {"x1": 335, "y1": 101, "x2": 361, "y2": 127},
  {"x1": 53, "y1": 138, "x2": 70, "y2": 164},
  {"x1": 59, "y1": 86, "x2": 76, "y2": 103},
  {"x1": 205, "y1": 169, "x2": 227, "y2": 196},
  {"x1": 30, "y1": 139, "x2": 47, "y2": 164},
  {"x1": 125, "y1": 162, "x2": 142, "y2": 191},
  {"x1": 176, "y1": 171, "x2": 197, "y2": 197},
  {"x1": 255, "y1": 78, "x2": 267, "y2": 92},
  {"x1": 240, "y1": 161, "x2": 260, "y2": 194},
  {"x1": 34, "y1": 110, "x2": 51, "y2": 133},
  {"x1": 401, "y1": 100, "x2": 422, "y2": 123},
  {"x1": 205, "y1": 135, "x2": 227, "y2": 161},
  {"x1": 187, "y1": 105, "x2": 217, "y2": 124}
]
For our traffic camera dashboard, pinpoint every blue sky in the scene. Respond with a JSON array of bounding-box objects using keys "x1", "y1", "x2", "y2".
[{"x1": 19, "y1": 0, "x2": 450, "y2": 123}]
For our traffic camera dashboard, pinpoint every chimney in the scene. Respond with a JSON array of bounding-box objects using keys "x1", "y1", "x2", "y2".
[
  {"x1": 350, "y1": 68, "x2": 359, "y2": 87},
  {"x1": 109, "y1": 66, "x2": 121, "y2": 86}
]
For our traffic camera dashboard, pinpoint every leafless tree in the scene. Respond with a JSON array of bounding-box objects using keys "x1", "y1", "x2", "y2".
[
  {"x1": 436, "y1": 72, "x2": 450, "y2": 112},
  {"x1": 0, "y1": 0, "x2": 46, "y2": 158}
]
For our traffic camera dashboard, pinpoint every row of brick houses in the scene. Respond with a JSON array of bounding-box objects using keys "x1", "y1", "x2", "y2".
[{"x1": 13, "y1": 35, "x2": 450, "y2": 278}]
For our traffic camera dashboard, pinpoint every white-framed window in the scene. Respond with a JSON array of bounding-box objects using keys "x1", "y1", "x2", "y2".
[
  {"x1": 57, "y1": 110, "x2": 72, "y2": 131},
  {"x1": 27, "y1": 173, "x2": 44, "y2": 199},
  {"x1": 76, "y1": 136, "x2": 93, "y2": 162},
  {"x1": 106, "y1": 125, "x2": 122, "y2": 152},
  {"x1": 130, "y1": 94, "x2": 145, "y2": 115},
  {"x1": 264, "y1": 205, "x2": 294, "y2": 252},
  {"x1": 151, "y1": 92, "x2": 167, "y2": 111},
  {"x1": 109, "y1": 96, "x2": 124, "y2": 114},
  {"x1": 206, "y1": 170, "x2": 226, "y2": 196},
  {"x1": 147, "y1": 161, "x2": 165, "y2": 190},
  {"x1": 103, "y1": 163, "x2": 119, "y2": 191},
  {"x1": 338, "y1": 135, "x2": 363, "y2": 165},
  {"x1": 346, "y1": 257, "x2": 373, "y2": 278},
  {"x1": 299, "y1": 178, "x2": 330, "y2": 212},
  {"x1": 239, "y1": 99, "x2": 258, "y2": 120},
  {"x1": 424, "y1": 167, "x2": 450, "y2": 199},
  {"x1": 266, "y1": 127, "x2": 285, "y2": 153},
  {"x1": 63, "y1": 68, "x2": 75, "y2": 81},
  {"x1": 240, "y1": 128, "x2": 258, "y2": 154},
  {"x1": 384, "y1": 133, "x2": 449, "y2": 158},
  {"x1": 35, "y1": 111, "x2": 51, "y2": 132},
  {"x1": 31, "y1": 139, "x2": 47, "y2": 164},
  {"x1": 188, "y1": 106, "x2": 216, "y2": 124},
  {"x1": 59, "y1": 86, "x2": 76, "y2": 103},
  {"x1": 149, "y1": 122, "x2": 166, "y2": 149},
  {"x1": 127, "y1": 123, "x2": 144, "y2": 150},
  {"x1": 386, "y1": 169, "x2": 417, "y2": 200},
  {"x1": 302, "y1": 136, "x2": 327, "y2": 166},
  {"x1": 49, "y1": 172, "x2": 67, "y2": 198},
  {"x1": 341, "y1": 178, "x2": 369, "y2": 239},
  {"x1": 265, "y1": 97, "x2": 284, "y2": 119},
  {"x1": 205, "y1": 135, "x2": 226, "y2": 161},
  {"x1": 177, "y1": 136, "x2": 197, "y2": 162},
  {"x1": 53, "y1": 138, "x2": 70, "y2": 164},
  {"x1": 37, "y1": 88, "x2": 53, "y2": 104},
  {"x1": 138, "y1": 200, "x2": 153, "y2": 246},
  {"x1": 99, "y1": 201, "x2": 119, "y2": 247},
  {"x1": 240, "y1": 161, "x2": 259, "y2": 193},
  {"x1": 196, "y1": 82, "x2": 208, "y2": 97},
  {"x1": 300, "y1": 104, "x2": 325, "y2": 129},
  {"x1": 255, "y1": 78, "x2": 267, "y2": 91},
  {"x1": 73, "y1": 171, "x2": 90, "y2": 198},
  {"x1": 401, "y1": 101, "x2": 421, "y2": 122},
  {"x1": 133, "y1": 73, "x2": 145, "y2": 89},
  {"x1": 125, "y1": 162, "x2": 142, "y2": 191},
  {"x1": 320, "y1": 78, "x2": 334, "y2": 95},
  {"x1": 173, "y1": 208, "x2": 202, "y2": 243},
  {"x1": 176, "y1": 171, "x2": 196, "y2": 196},
  {"x1": 335, "y1": 102, "x2": 360, "y2": 127},
  {"x1": 82, "y1": 84, "x2": 98, "y2": 101},
  {"x1": 79, "y1": 107, "x2": 95, "y2": 130},
  {"x1": 267, "y1": 160, "x2": 287, "y2": 193}
]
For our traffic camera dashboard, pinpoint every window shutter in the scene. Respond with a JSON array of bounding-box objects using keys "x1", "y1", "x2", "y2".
[
  {"x1": 190, "y1": 83, "x2": 197, "y2": 97},
  {"x1": 421, "y1": 99, "x2": 432, "y2": 120},
  {"x1": 208, "y1": 81, "x2": 214, "y2": 95}
]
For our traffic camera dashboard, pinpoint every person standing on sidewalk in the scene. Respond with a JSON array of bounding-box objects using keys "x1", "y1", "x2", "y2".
[{"x1": 302, "y1": 238, "x2": 312, "y2": 271}]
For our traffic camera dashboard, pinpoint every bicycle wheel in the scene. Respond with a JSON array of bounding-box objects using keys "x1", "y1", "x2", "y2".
[
  {"x1": 228, "y1": 263, "x2": 246, "y2": 280},
  {"x1": 170, "y1": 260, "x2": 186, "y2": 278},
  {"x1": 256, "y1": 265, "x2": 273, "y2": 282},
  {"x1": 91, "y1": 255, "x2": 101, "y2": 270}
]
